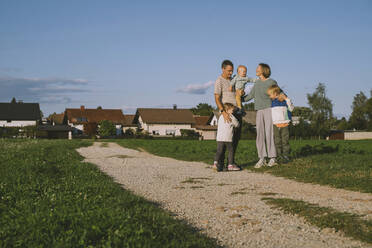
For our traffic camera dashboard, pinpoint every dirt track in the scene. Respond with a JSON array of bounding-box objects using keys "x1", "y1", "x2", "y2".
[{"x1": 77, "y1": 142, "x2": 372, "y2": 248}]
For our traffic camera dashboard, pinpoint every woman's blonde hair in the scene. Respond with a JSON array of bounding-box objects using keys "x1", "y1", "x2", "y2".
[{"x1": 259, "y1": 63, "x2": 271, "y2": 78}]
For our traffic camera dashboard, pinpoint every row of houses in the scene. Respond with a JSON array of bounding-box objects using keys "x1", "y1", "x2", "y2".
[
  {"x1": 0, "y1": 98, "x2": 223, "y2": 139},
  {"x1": 2, "y1": 98, "x2": 372, "y2": 140}
]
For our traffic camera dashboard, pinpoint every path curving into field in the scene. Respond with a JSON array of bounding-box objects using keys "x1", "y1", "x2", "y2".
[{"x1": 77, "y1": 142, "x2": 372, "y2": 248}]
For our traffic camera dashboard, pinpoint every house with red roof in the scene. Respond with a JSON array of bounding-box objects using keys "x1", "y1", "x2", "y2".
[
  {"x1": 134, "y1": 107, "x2": 196, "y2": 136},
  {"x1": 122, "y1": 114, "x2": 137, "y2": 133},
  {"x1": 192, "y1": 115, "x2": 217, "y2": 140},
  {"x1": 64, "y1": 105, "x2": 126, "y2": 135}
]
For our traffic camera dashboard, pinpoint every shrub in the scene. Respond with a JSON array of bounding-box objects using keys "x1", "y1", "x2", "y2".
[
  {"x1": 124, "y1": 128, "x2": 135, "y2": 137},
  {"x1": 98, "y1": 120, "x2": 116, "y2": 137},
  {"x1": 180, "y1": 129, "x2": 200, "y2": 138}
]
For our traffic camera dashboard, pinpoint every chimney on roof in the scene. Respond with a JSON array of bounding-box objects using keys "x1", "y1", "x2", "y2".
[
  {"x1": 80, "y1": 105, "x2": 85, "y2": 111},
  {"x1": 173, "y1": 104, "x2": 177, "y2": 110}
]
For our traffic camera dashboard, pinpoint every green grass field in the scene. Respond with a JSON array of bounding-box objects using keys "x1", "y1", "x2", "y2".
[
  {"x1": 115, "y1": 139, "x2": 372, "y2": 193},
  {"x1": 0, "y1": 139, "x2": 219, "y2": 248},
  {"x1": 262, "y1": 197, "x2": 372, "y2": 244}
]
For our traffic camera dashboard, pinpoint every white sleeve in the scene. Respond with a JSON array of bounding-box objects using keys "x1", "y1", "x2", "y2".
[{"x1": 285, "y1": 98, "x2": 294, "y2": 112}]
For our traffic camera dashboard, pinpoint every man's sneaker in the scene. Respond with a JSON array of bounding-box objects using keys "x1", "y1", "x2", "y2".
[
  {"x1": 254, "y1": 158, "x2": 266, "y2": 168},
  {"x1": 228, "y1": 164, "x2": 241, "y2": 171},
  {"x1": 267, "y1": 158, "x2": 278, "y2": 167}
]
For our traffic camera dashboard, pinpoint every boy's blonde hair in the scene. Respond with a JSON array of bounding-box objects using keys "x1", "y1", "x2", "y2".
[
  {"x1": 267, "y1": 85, "x2": 281, "y2": 95},
  {"x1": 223, "y1": 103, "x2": 235, "y2": 111}
]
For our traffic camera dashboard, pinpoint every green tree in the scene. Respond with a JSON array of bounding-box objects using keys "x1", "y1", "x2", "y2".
[
  {"x1": 289, "y1": 118, "x2": 313, "y2": 139},
  {"x1": 124, "y1": 128, "x2": 135, "y2": 137},
  {"x1": 365, "y1": 97, "x2": 372, "y2": 131},
  {"x1": 307, "y1": 83, "x2": 333, "y2": 138},
  {"x1": 190, "y1": 103, "x2": 214, "y2": 116},
  {"x1": 349, "y1": 91, "x2": 368, "y2": 130},
  {"x1": 292, "y1": 106, "x2": 311, "y2": 120},
  {"x1": 335, "y1": 117, "x2": 349, "y2": 130},
  {"x1": 98, "y1": 120, "x2": 116, "y2": 137}
]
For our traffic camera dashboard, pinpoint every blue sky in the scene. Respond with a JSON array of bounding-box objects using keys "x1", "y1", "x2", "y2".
[{"x1": 0, "y1": 0, "x2": 371, "y2": 117}]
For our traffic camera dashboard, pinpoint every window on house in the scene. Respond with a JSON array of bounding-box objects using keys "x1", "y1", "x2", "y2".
[
  {"x1": 7, "y1": 120, "x2": 11, "y2": 123},
  {"x1": 77, "y1": 117, "x2": 87, "y2": 122},
  {"x1": 152, "y1": 130, "x2": 160, "y2": 135},
  {"x1": 166, "y1": 130, "x2": 176, "y2": 135}
]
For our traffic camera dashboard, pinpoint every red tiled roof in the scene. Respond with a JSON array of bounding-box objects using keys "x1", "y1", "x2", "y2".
[
  {"x1": 123, "y1": 114, "x2": 137, "y2": 127},
  {"x1": 136, "y1": 108, "x2": 195, "y2": 124},
  {"x1": 193, "y1": 115, "x2": 211, "y2": 126},
  {"x1": 65, "y1": 107, "x2": 125, "y2": 124},
  {"x1": 194, "y1": 125, "x2": 217, "y2": 131},
  {"x1": 48, "y1": 113, "x2": 65, "y2": 125}
]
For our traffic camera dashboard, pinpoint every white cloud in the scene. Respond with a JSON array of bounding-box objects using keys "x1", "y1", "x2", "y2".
[
  {"x1": 177, "y1": 81, "x2": 214, "y2": 95},
  {"x1": 0, "y1": 76, "x2": 90, "y2": 103}
]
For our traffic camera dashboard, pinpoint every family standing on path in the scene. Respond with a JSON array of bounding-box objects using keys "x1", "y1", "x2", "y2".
[{"x1": 213, "y1": 60, "x2": 294, "y2": 172}]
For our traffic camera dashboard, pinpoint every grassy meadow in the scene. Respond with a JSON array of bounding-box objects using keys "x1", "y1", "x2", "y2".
[
  {"x1": 115, "y1": 139, "x2": 372, "y2": 193},
  {"x1": 0, "y1": 139, "x2": 219, "y2": 248}
]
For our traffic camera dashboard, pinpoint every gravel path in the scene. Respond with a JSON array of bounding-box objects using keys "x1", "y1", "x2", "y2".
[{"x1": 77, "y1": 142, "x2": 372, "y2": 248}]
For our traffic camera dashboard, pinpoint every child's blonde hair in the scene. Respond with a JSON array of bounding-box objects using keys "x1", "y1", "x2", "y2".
[
  {"x1": 237, "y1": 65, "x2": 247, "y2": 72},
  {"x1": 267, "y1": 85, "x2": 281, "y2": 96},
  {"x1": 223, "y1": 103, "x2": 235, "y2": 111}
]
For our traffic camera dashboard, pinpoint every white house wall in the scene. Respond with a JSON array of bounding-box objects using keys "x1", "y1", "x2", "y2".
[
  {"x1": 115, "y1": 125, "x2": 122, "y2": 135},
  {"x1": 138, "y1": 116, "x2": 148, "y2": 132},
  {"x1": 0, "y1": 120, "x2": 37, "y2": 127},
  {"x1": 147, "y1": 124, "x2": 192, "y2": 136},
  {"x1": 200, "y1": 130, "x2": 217, "y2": 140},
  {"x1": 344, "y1": 132, "x2": 372, "y2": 140},
  {"x1": 67, "y1": 121, "x2": 84, "y2": 134},
  {"x1": 210, "y1": 115, "x2": 218, "y2": 126}
]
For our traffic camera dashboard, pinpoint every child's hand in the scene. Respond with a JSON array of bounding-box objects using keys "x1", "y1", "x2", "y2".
[
  {"x1": 236, "y1": 89, "x2": 245, "y2": 96},
  {"x1": 229, "y1": 85, "x2": 233, "y2": 92},
  {"x1": 278, "y1": 93, "x2": 287, "y2": 101}
]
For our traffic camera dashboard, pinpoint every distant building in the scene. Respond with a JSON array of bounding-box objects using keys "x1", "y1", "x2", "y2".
[
  {"x1": 64, "y1": 105, "x2": 126, "y2": 135},
  {"x1": 37, "y1": 125, "x2": 74, "y2": 139},
  {"x1": 134, "y1": 108, "x2": 196, "y2": 136},
  {"x1": 291, "y1": 116, "x2": 311, "y2": 126},
  {"x1": 48, "y1": 113, "x2": 65, "y2": 125},
  {"x1": 122, "y1": 114, "x2": 137, "y2": 133},
  {"x1": 0, "y1": 98, "x2": 41, "y2": 127},
  {"x1": 211, "y1": 110, "x2": 257, "y2": 126},
  {"x1": 328, "y1": 130, "x2": 372, "y2": 140},
  {"x1": 192, "y1": 115, "x2": 217, "y2": 140}
]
